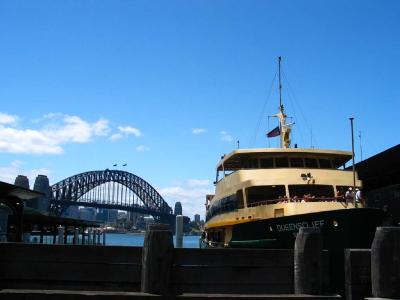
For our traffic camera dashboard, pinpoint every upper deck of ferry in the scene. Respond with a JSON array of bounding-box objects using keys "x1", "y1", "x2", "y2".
[{"x1": 216, "y1": 148, "x2": 353, "y2": 172}]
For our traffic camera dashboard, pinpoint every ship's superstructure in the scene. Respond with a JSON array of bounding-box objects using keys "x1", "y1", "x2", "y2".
[{"x1": 201, "y1": 57, "x2": 385, "y2": 248}]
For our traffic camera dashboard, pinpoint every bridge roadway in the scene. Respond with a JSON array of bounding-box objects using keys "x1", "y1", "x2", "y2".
[{"x1": 50, "y1": 199, "x2": 167, "y2": 217}]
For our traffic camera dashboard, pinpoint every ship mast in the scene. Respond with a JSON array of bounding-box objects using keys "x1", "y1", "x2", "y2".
[{"x1": 276, "y1": 56, "x2": 291, "y2": 148}]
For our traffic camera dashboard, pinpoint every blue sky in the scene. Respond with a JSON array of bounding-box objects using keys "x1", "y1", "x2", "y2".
[{"x1": 0, "y1": 0, "x2": 399, "y2": 218}]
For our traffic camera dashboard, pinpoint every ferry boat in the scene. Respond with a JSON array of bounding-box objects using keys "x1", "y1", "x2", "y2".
[{"x1": 201, "y1": 58, "x2": 386, "y2": 250}]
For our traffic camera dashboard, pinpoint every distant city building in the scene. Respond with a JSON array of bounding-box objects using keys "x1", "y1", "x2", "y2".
[
  {"x1": 118, "y1": 211, "x2": 127, "y2": 219},
  {"x1": 79, "y1": 207, "x2": 96, "y2": 221},
  {"x1": 174, "y1": 202, "x2": 182, "y2": 215},
  {"x1": 108, "y1": 209, "x2": 118, "y2": 224},
  {"x1": 183, "y1": 216, "x2": 190, "y2": 233},
  {"x1": 97, "y1": 209, "x2": 109, "y2": 222},
  {"x1": 144, "y1": 216, "x2": 155, "y2": 229},
  {"x1": 135, "y1": 216, "x2": 146, "y2": 230},
  {"x1": 194, "y1": 214, "x2": 200, "y2": 224},
  {"x1": 128, "y1": 211, "x2": 140, "y2": 224},
  {"x1": 63, "y1": 206, "x2": 79, "y2": 218}
]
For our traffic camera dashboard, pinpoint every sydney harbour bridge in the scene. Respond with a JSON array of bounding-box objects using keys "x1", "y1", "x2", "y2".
[{"x1": 48, "y1": 169, "x2": 174, "y2": 224}]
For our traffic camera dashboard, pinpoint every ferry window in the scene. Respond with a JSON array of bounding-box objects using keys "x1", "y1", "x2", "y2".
[
  {"x1": 289, "y1": 184, "x2": 334, "y2": 198},
  {"x1": 250, "y1": 159, "x2": 259, "y2": 168},
  {"x1": 236, "y1": 190, "x2": 244, "y2": 209},
  {"x1": 305, "y1": 158, "x2": 318, "y2": 168},
  {"x1": 275, "y1": 157, "x2": 289, "y2": 168},
  {"x1": 206, "y1": 193, "x2": 239, "y2": 221},
  {"x1": 244, "y1": 159, "x2": 259, "y2": 169},
  {"x1": 319, "y1": 159, "x2": 332, "y2": 169},
  {"x1": 260, "y1": 158, "x2": 274, "y2": 168},
  {"x1": 290, "y1": 157, "x2": 304, "y2": 168},
  {"x1": 247, "y1": 185, "x2": 286, "y2": 206}
]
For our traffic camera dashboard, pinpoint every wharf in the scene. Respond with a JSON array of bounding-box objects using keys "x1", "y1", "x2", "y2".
[
  {"x1": 1, "y1": 225, "x2": 399, "y2": 300},
  {"x1": 0, "y1": 290, "x2": 342, "y2": 300}
]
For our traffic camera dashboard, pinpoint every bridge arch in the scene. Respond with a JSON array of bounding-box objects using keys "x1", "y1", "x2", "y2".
[{"x1": 50, "y1": 169, "x2": 173, "y2": 218}]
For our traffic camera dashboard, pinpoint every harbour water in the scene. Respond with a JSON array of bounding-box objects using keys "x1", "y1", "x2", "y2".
[
  {"x1": 30, "y1": 232, "x2": 200, "y2": 248},
  {"x1": 106, "y1": 232, "x2": 200, "y2": 248}
]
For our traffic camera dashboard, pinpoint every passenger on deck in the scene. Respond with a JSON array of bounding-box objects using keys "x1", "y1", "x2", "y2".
[
  {"x1": 303, "y1": 193, "x2": 312, "y2": 202},
  {"x1": 336, "y1": 189, "x2": 344, "y2": 202},
  {"x1": 345, "y1": 187, "x2": 354, "y2": 204},
  {"x1": 355, "y1": 188, "x2": 365, "y2": 205}
]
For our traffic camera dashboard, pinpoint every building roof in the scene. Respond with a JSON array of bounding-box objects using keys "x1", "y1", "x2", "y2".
[
  {"x1": 216, "y1": 147, "x2": 353, "y2": 171},
  {"x1": 354, "y1": 144, "x2": 400, "y2": 191},
  {"x1": 0, "y1": 181, "x2": 43, "y2": 200},
  {"x1": 8, "y1": 207, "x2": 101, "y2": 228}
]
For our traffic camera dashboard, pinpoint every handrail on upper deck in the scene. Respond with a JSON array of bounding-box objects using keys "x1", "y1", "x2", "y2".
[{"x1": 247, "y1": 197, "x2": 347, "y2": 207}]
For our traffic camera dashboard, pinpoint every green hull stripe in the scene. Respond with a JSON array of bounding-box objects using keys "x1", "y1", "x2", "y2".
[{"x1": 228, "y1": 239, "x2": 278, "y2": 248}]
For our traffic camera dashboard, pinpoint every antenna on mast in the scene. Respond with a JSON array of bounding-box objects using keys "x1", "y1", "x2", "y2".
[
  {"x1": 359, "y1": 131, "x2": 363, "y2": 161},
  {"x1": 276, "y1": 56, "x2": 291, "y2": 148},
  {"x1": 267, "y1": 57, "x2": 293, "y2": 148},
  {"x1": 310, "y1": 126, "x2": 313, "y2": 148},
  {"x1": 278, "y1": 56, "x2": 282, "y2": 108}
]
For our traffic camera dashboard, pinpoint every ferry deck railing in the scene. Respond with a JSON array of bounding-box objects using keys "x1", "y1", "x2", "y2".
[{"x1": 247, "y1": 197, "x2": 347, "y2": 207}]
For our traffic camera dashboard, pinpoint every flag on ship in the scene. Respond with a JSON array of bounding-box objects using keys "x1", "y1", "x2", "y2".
[{"x1": 266, "y1": 126, "x2": 280, "y2": 138}]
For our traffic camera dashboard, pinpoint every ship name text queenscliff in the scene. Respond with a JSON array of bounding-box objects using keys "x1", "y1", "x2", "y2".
[{"x1": 276, "y1": 220, "x2": 325, "y2": 232}]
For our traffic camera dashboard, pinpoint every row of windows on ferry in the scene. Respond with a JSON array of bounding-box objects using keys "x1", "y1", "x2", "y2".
[
  {"x1": 206, "y1": 184, "x2": 350, "y2": 221},
  {"x1": 236, "y1": 157, "x2": 334, "y2": 169}
]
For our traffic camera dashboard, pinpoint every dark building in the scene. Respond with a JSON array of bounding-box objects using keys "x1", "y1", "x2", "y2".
[
  {"x1": 96, "y1": 209, "x2": 109, "y2": 223},
  {"x1": 108, "y1": 209, "x2": 118, "y2": 224},
  {"x1": 194, "y1": 214, "x2": 200, "y2": 224},
  {"x1": 174, "y1": 202, "x2": 182, "y2": 215},
  {"x1": 16, "y1": 175, "x2": 51, "y2": 212},
  {"x1": 32, "y1": 175, "x2": 51, "y2": 212},
  {"x1": 63, "y1": 206, "x2": 79, "y2": 219},
  {"x1": 14, "y1": 175, "x2": 30, "y2": 189},
  {"x1": 354, "y1": 144, "x2": 400, "y2": 223}
]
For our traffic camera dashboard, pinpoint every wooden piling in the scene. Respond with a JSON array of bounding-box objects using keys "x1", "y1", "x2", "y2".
[
  {"x1": 81, "y1": 229, "x2": 86, "y2": 245},
  {"x1": 92, "y1": 229, "x2": 96, "y2": 245},
  {"x1": 371, "y1": 226, "x2": 400, "y2": 299},
  {"x1": 74, "y1": 228, "x2": 79, "y2": 245},
  {"x1": 57, "y1": 226, "x2": 64, "y2": 244},
  {"x1": 175, "y1": 215, "x2": 183, "y2": 248},
  {"x1": 294, "y1": 227, "x2": 323, "y2": 295},
  {"x1": 140, "y1": 223, "x2": 173, "y2": 295}
]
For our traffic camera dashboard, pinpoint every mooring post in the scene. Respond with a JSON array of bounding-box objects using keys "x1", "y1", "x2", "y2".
[
  {"x1": 175, "y1": 215, "x2": 183, "y2": 248},
  {"x1": 73, "y1": 228, "x2": 79, "y2": 245},
  {"x1": 102, "y1": 231, "x2": 106, "y2": 245},
  {"x1": 57, "y1": 226, "x2": 64, "y2": 244},
  {"x1": 92, "y1": 229, "x2": 97, "y2": 245},
  {"x1": 64, "y1": 226, "x2": 68, "y2": 244},
  {"x1": 81, "y1": 227, "x2": 86, "y2": 245},
  {"x1": 97, "y1": 230, "x2": 101, "y2": 245},
  {"x1": 371, "y1": 226, "x2": 400, "y2": 299},
  {"x1": 87, "y1": 228, "x2": 92, "y2": 244},
  {"x1": 52, "y1": 226, "x2": 57, "y2": 244},
  {"x1": 39, "y1": 225, "x2": 44, "y2": 244},
  {"x1": 294, "y1": 227, "x2": 323, "y2": 294},
  {"x1": 141, "y1": 223, "x2": 174, "y2": 295}
]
